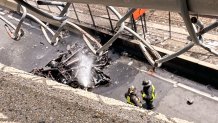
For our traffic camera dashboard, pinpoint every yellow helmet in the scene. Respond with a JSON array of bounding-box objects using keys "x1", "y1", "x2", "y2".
[{"x1": 129, "y1": 85, "x2": 136, "y2": 93}]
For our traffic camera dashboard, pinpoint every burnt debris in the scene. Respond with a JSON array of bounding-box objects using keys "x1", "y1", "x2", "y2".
[{"x1": 31, "y1": 42, "x2": 110, "y2": 90}]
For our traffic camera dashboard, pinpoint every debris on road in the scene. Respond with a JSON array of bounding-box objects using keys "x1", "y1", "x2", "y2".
[
  {"x1": 186, "y1": 98, "x2": 194, "y2": 105},
  {"x1": 31, "y1": 42, "x2": 110, "y2": 90}
]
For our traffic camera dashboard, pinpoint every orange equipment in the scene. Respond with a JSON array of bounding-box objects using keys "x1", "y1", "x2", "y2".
[{"x1": 133, "y1": 9, "x2": 147, "y2": 21}]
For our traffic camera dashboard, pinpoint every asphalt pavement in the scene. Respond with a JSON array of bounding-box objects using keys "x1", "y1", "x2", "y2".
[
  {"x1": 0, "y1": 11, "x2": 81, "y2": 72},
  {"x1": 1, "y1": 9, "x2": 218, "y2": 123},
  {"x1": 94, "y1": 56, "x2": 218, "y2": 123}
]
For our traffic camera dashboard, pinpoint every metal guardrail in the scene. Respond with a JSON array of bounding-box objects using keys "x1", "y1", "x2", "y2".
[
  {"x1": 45, "y1": 0, "x2": 218, "y2": 16},
  {"x1": 1, "y1": 0, "x2": 218, "y2": 68}
]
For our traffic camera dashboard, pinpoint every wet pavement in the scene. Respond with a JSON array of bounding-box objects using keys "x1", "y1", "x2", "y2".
[{"x1": 1, "y1": 9, "x2": 218, "y2": 123}]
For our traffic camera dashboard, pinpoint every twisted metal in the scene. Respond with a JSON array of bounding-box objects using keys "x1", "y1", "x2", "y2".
[
  {"x1": 15, "y1": 0, "x2": 68, "y2": 21},
  {"x1": 36, "y1": 0, "x2": 103, "y2": 50},
  {"x1": 95, "y1": 6, "x2": 162, "y2": 67},
  {"x1": 0, "y1": 5, "x2": 26, "y2": 40},
  {"x1": 179, "y1": 0, "x2": 218, "y2": 56},
  {"x1": 1, "y1": 0, "x2": 218, "y2": 68}
]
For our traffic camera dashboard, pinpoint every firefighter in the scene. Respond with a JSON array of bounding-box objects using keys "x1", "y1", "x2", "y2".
[
  {"x1": 125, "y1": 86, "x2": 142, "y2": 107},
  {"x1": 141, "y1": 80, "x2": 156, "y2": 109}
]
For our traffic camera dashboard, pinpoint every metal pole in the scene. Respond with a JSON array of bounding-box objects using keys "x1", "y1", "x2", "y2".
[
  {"x1": 156, "y1": 42, "x2": 195, "y2": 64},
  {"x1": 0, "y1": 5, "x2": 26, "y2": 40},
  {"x1": 27, "y1": 13, "x2": 58, "y2": 45},
  {"x1": 15, "y1": 0, "x2": 68, "y2": 21},
  {"x1": 116, "y1": 8, "x2": 136, "y2": 27},
  {"x1": 14, "y1": 5, "x2": 26, "y2": 40},
  {"x1": 131, "y1": 15, "x2": 137, "y2": 33},
  {"x1": 179, "y1": 0, "x2": 199, "y2": 45},
  {"x1": 140, "y1": 16, "x2": 146, "y2": 39},
  {"x1": 143, "y1": 13, "x2": 147, "y2": 33},
  {"x1": 59, "y1": 2, "x2": 71, "y2": 17},
  {"x1": 168, "y1": 11, "x2": 171, "y2": 39},
  {"x1": 72, "y1": 3, "x2": 80, "y2": 22},
  {"x1": 198, "y1": 21, "x2": 218, "y2": 36},
  {"x1": 87, "y1": 4, "x2": 96, "y2": 27},
  {"x1": 37, "y1": 0, "x2": 66, "y2": 6},
  {"x1": 50, "y1": 0, "x2": 218, "y2": 16},
  {"x1": 106, "y1": 6, "x2": 114, "y2": 32}
]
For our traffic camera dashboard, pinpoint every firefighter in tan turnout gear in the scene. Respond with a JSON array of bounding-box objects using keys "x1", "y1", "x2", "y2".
[
  {"x1": 125, "y1": 86, "x2": 142, "y2": 107},
  {"x1": 141, "y1": 80, "x2": 156, "y2": 109}
]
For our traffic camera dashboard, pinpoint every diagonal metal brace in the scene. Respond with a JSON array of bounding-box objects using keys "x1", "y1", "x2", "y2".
[
  {"x1": 0, "y1": 5, "x2": 26, "y2": 40},
  {"x1": 96, "y1": 6, "x2": 161, "y2": 67},
  {"x1": 155, "y1": 0, "x2": 218, "y2": 65},
  {"x1": 179, "y1": 0, "x2": 218, "y2": 56}
]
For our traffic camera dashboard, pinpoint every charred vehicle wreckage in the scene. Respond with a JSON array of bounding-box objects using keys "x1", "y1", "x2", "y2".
[
  {"x1": 31, "y1": 42, "x2": 111, "y2": 90},
  {"x1": 0, "y1": 0, "x2": 111, "y2": 91}
]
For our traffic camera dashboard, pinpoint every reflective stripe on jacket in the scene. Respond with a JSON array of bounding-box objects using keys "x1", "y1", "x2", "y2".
[
  {"x1": 142, "y1": 85, "x2": 156, "y2": 101},
  {"x1": 126, "y1": 96, "x2": 134, "y2": 105},
  {"x1": 126, "y1": 95, "x2": 142, "y2": 107}
]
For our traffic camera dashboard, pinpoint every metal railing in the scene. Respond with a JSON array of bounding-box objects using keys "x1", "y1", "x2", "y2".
[{"x1": 1, "y1": 0, "x2": 218, "y2": 68}]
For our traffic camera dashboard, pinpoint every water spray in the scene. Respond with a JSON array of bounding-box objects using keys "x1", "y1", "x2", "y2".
[{"x1": 77, "y1": 53, "x2": 93, "y2": 88}]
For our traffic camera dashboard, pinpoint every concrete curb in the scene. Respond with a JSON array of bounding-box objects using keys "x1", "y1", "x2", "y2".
[{"x1": 0, "y1": 63, "x2": 191, "y2": 123}]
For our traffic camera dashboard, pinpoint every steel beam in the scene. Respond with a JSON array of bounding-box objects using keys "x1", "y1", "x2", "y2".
[{"x1": 49, "y1": 0, "x2": 218, "y2": 16}]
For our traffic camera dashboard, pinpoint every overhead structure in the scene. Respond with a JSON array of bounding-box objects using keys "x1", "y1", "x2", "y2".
[
  {"x1": 49, "y1": 0, "x2": 218, "y2": 16},
  {"x1": 1, "y1": 0, "x2": 218, "y2": 67},
  {"x1": 42, "y1": 0, "x2": 218, "y2": 66}
]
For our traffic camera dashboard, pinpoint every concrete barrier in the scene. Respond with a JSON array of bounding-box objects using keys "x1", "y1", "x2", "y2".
[{"x1": 0, "y1": 63, "x2": 190, "y2": 123}]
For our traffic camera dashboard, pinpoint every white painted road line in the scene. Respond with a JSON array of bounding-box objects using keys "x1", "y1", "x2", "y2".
[{"x1": 136, "y1": 67, "x2": 218, "y2": 102}]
